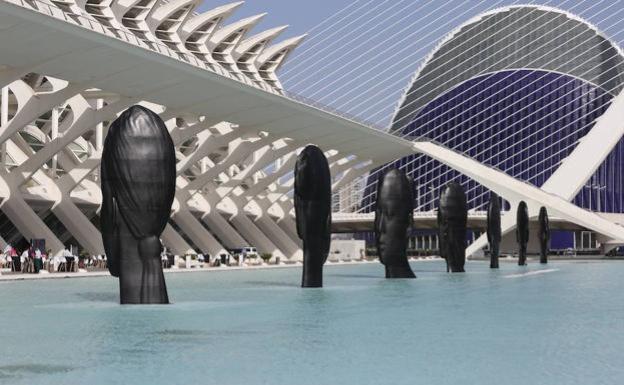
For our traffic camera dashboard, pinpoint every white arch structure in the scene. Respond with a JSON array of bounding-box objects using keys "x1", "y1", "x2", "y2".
[{"x1": 331, "y1": 5, "x2": 624, "y2": 255}]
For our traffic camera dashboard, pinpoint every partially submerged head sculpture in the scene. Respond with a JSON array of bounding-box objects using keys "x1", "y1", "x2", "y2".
[
  {"x1": 487, "y1": 192, "x2": 502, "y2": 269},
  {"x1": 437, "y1": 182, "x2": 467, "y2": 273},
  {"x1": 516, "y1": 201, "x2": 529, "y2": 266},
  {"x1": 294, "y1": 145, "x2": 331, "y2": 288},
  {"x1": 374, "y1": 168, "x2": 416, "y2": 278},
  {"x1": 101, "y1": 105, "x2": 175, "y2": 304},
  {"x1": 538, "y1": 206, "x2": 550, "y2": 264}
]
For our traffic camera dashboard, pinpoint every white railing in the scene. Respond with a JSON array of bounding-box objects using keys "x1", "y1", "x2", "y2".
[{"x1": 332, "y1": 211, "x2": 489, "y2": 220}]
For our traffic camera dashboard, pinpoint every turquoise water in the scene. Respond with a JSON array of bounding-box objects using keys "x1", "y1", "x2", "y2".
[{"x1": 1, "y1": 260, "x2": 623, "y2": 385}]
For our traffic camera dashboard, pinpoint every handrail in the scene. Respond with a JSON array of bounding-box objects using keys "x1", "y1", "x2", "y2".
[{"x1": 333, "y1": 211, "x2": 489, "y2": 218}]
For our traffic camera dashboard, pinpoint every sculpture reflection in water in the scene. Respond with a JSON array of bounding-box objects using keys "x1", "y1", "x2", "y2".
[
  {"x1": 487, "y1": 192, "x2": 502, "y2": 269},
  {"x1": 538, "y1": 206, "x2": 550, "y2": 264},
  {"x1": 374, "y1": 169, "x2": 416, "y2": 278},
  {"x1": 294, "y1": 145, "x2": 331, "y2": 288},
  {"x1": 437, "y1": 182, "x2": 467, "y2": 273},
  {"x1": 516, "y1": 201, "x2": 529, "y2": 266},
  {"x1": 101, "y1": 105, "x2": 176, "y2": 304}
]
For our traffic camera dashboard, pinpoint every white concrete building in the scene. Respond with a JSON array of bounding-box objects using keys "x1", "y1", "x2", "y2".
[
  {"x1": 0, "y1": 0, "x2": 415, "y2": 260},
  {"x1": 0, "y1": 2, "x2": 624, "y2": 261}
]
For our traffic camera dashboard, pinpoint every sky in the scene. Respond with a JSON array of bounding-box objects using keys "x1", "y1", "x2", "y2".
[{"x1": 197, "y1": 0, "x2": 624, "y2": 128}]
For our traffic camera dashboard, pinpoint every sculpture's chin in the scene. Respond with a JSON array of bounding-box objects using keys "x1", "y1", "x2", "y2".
[{"x1": 385, "y1": 264, "x2": 416, "y2": 278}]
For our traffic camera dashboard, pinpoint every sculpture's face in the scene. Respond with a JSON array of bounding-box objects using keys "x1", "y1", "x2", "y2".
[
  {"x1": 294, "y1": 145, "x2": 331, "y2": 244},
  {"x1": 438, "y1": 183, "x2": 468, "y2": 256},
  {"x1": 377, "y1": 172, "x2": 411, "y2": 258},
  {"x1": 517, "y1": 202, "x2": 530, "y2": 242},
  {"x1": 439, "y1": 202, "x2": 467, "y2": 224},
  {"x1": 487, "y1": 196, "x2": 502, "y2": 243},
  {"x1": 539, "y1": 210, "x2": 549, "y2": 243}
]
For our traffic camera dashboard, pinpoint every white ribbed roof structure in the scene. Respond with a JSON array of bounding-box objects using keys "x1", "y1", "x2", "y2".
[{"x1": 0, "y1": 0, "x2": 416, "y2": 261}]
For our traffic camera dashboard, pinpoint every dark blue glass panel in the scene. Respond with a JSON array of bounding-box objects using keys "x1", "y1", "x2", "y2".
[{"x1": 360, "y1": 70, "x2": 620, "y2": 213}]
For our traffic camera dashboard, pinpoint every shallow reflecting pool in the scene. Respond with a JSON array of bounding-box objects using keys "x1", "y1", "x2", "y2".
[{"x1": 1, "y1": 260, "x2": 623, "y2": 385}]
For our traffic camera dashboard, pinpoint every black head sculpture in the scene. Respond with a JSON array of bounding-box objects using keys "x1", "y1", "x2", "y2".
[
  {"x1": 486, "y1": 192, "x2": 502, "y2": 269},
  {"x1": 294, "y1": 145, "x2": 331, "y2": 288},
  {"x1": 101, "y1": 105, "x2": 175, "y2": 304},
  {"x1": 437, "y1": 182, "x2": 467, "y2": 273},
  {"x1": 374, "y1": 168, "x2": 416, "y2": 278},
  {"x1": 516, "y1": 201, "x2": 529, "y2": 266},
  {"x1": 538, "y1": 206, "x2": 550, "y2": 264}
]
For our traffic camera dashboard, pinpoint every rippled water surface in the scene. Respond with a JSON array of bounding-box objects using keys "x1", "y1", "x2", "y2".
[{"x1": 1, "y1": 260, "x2": 623, "y2": 385}]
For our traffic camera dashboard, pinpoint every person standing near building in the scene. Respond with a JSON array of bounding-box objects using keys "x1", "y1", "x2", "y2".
[{"x1": 34, "y1": 248, "x2": 42, "y2": 273}]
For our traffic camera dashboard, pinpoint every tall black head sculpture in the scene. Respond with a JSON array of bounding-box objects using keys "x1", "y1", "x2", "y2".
[
  {"x1": 538, "y1": 206, "x2": 550, "y2": 264},
  {"x1": 516, "y1": 201, "x2": 529, "y2": 266},
  {"x1": 101, "y1": 105, "x2": 175, "y2": 304},
  {"x1": 437, "y1": 182, "x2": 467, "y2": 273},
  {"x1": 486, "y1": 192, "x2": 502, "y2": 269},
  {"x1": 294, "y1": 145, "x2": 331, "y2": 288},
  {"x1": 374, "y1": 168, "x2": 416, "y2": 278}
]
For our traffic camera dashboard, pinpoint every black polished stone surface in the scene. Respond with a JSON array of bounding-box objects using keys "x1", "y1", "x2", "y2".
[
  {"x1": 538, "y1": 206, "x2": 550, "y2": 264},
  {"x1": 516, "y1": 201, "x2": 529, "y2": 266},
  {"x1": 374, "y1": 169, "x2": 416, "y2": 278},
  {"x1": 487, "y1": 193, "x2": 502, "y2": 269},
  {"x1": 438, "y1": 182, "x2": 467, "y2": 273},
  {"x1": 294, "y1": 145, "x2": 331, "y2": 288},
  {"x1": 101, "y1": 105, "x2": 175, "y2": 304}
]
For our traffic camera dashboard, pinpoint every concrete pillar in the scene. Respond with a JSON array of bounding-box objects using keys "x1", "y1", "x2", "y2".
[
  {"x1": 1, "y1": 86, "x2": 7, "y2": 168},
  {"x1": 50, "y1": 107, "x2": 59, "y2": 177},
  {"x1": 172, "y1": 209, "x2": 229, "y2": 257},
  {"x1": 229, "y1": 213, "x2": 284, "y2": 259},
  {"x1": 95, "y1": 99, "x2": 104, "y2": 151},
  {"x1": 255, "y1": 214, "x2": 302, "y2": 260}
]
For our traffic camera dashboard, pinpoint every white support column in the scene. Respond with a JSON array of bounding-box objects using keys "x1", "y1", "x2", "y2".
[
  {"x1": 469, "y1": 89, "x2": 624, "y2": 256},
  {"x1": 95, "y1": 99, "x2": 104, "y2": 152},
  {"x1": 161, "y1": 224, "x2": 194, "y2": 256},
  {"x1": 229, "y1": 212, "x2": 285, "y2": 259},
  {"x1": 542, "y1": 88, "x2": 624, "y2": 200},
  {"x1": 1, "y1": 86, "x2": 7, "y2": 169},
  {"x1": 50, "y1": 107, "x2": 59, "y2": 177},
  {"x1": 200, "y1": 208, "x2": 248, "y2": 248},
  {"x1": 172, "y1": 208, "x2": 229, "y2": 257},
  {"x1": 411, "y1": 141, "x2": 624, "y2": 256},
  {"x1": 254, "y1": 213, "x2": 302, "y2": 260}
]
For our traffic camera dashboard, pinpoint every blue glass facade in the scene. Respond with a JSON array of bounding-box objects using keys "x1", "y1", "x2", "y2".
[{"x1": 360, "y1": 70, "x2": 622, "y2": 216}]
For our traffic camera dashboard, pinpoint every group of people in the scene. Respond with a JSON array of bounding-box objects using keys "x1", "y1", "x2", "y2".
[
  {"x1": 0, "y1": 244, "x2": 108, "y2": 274},
  {"x1": 0, "y1": 244, "x2": 47, "y2": 272}
]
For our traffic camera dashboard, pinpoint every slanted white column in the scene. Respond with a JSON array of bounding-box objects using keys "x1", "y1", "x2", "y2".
[
  {"x1": 542, "y1": 89, "x2": 624, "y2": 200},
  {"x1": 412, "y1": 141, "x2": 624, "y2": 255},
  {"x1": 50, "y1": 107, "x2": 59, "y2": 177},
  {"x1": 1, "y1": 86, "x2": 7, "y2": 168},
  {"x1": 95, "y1": 99, "x2": 104, "y2": 152}
]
